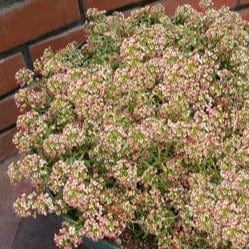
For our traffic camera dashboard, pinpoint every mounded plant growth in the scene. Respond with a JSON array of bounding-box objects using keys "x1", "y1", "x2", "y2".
[{"x1": 8, "y1": 1, "x2": 249, "y2": 248}]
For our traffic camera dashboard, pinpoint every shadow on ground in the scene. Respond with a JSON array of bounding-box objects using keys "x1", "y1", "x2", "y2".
[{"x1": 11, "y1": 215, "x2": 62, "y2": 249}]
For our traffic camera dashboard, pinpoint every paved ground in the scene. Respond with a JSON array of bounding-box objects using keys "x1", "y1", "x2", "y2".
[{"x1": 0, "y1": 155, "x2": 86, "y2": 249}]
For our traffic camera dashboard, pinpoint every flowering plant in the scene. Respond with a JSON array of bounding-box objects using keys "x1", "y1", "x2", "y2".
[{"x1": 8, "y1": 1, "x2": 249, "y2": 248}]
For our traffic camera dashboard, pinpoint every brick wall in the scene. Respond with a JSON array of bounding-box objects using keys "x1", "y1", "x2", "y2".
[{"x1": 0, "y1": 0, "x2": 249, "y2": 161}]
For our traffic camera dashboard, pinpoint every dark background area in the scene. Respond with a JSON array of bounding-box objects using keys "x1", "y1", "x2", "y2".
[{"x1": 0, "y1": 0, "x2": 25, "y2": 9}]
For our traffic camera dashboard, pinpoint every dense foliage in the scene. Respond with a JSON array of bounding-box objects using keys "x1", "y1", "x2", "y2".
[{"x1": 8, "y1": 2, "x2": 249, "y2": 248}]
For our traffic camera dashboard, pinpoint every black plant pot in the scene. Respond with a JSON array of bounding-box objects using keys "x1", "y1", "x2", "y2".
[{"x1": 83, "y1": 236, "x2": 119, "y2": 249}]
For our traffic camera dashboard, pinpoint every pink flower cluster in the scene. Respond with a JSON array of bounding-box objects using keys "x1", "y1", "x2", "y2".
[{"x1": 9, "y1": 1, "x2": 249, "y2": 248}]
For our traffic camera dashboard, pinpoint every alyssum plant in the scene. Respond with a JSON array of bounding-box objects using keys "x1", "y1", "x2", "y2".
[{"x1": 8, "y1": 1, "x2": 249, "y2": 248}]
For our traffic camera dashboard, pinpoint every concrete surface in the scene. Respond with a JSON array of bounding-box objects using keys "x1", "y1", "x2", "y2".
[{"x1": 0, "y1": 155, "x2": 86, "y2": 249}]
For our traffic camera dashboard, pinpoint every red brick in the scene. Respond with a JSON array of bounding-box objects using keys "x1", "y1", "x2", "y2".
[
  {"x1": 213, "y1": 0, "x2": 237, "y2": 9},
  {"x1": 30, "y1": 25, "x2": 87, "y2": 60},
  {"x1": 239, "y1": 8, "x2": 249, "y2": 20},
  {"x1": 0, "y1": 53, "x2": 25, "y2": 97},
  {"x1": 238, "y1": 0, "x2": 249, "y2": 5},
  {"x1": 0, "y1": 0, "x2": 80, "y2": 53},
  {"x1": 84, "y1": 0, "x2": 143, "y2": 11},
  {"x1": 158, "y1": 0, "x2": 198, "y2": 15},
  {"x1": 0, "y1": 127, "x2": 17, "y2": 161},
  {"x1": 0, "y1": 95, "x2": 18, "y2": 131}
]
